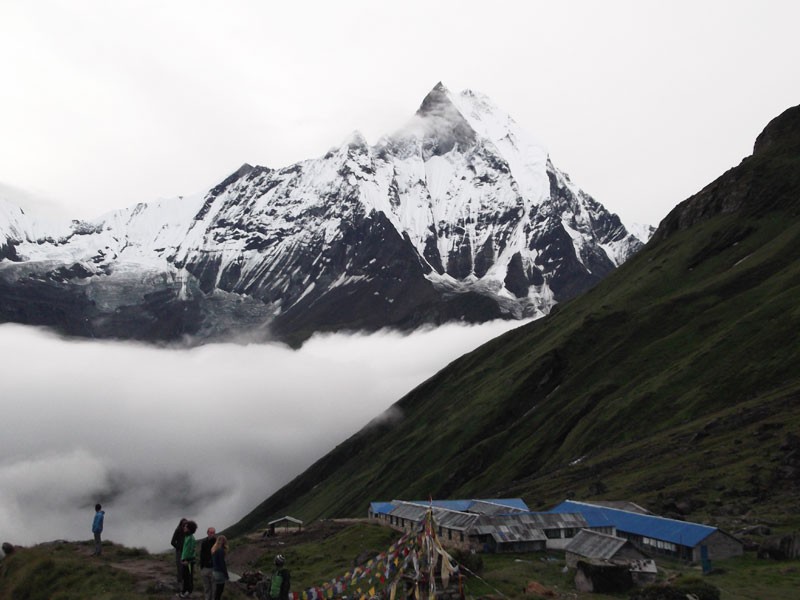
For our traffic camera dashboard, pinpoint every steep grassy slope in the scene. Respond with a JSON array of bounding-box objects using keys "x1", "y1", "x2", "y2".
[{"x1": 229, "y1": 104, "x2": 800, "y2": 536}]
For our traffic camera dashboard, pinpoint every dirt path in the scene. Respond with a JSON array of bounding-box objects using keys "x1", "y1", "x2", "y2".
[
  {"x1": 68, "y1": 543, "x2": 180, "y2": 595},
  {"x1": 109, "y1": 556, "x2": 178, "y2": 595}
]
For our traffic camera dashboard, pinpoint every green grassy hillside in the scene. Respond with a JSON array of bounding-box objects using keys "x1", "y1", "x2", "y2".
[{"x1": 229, "y1": 104, "x2": 800, "y2": 537}]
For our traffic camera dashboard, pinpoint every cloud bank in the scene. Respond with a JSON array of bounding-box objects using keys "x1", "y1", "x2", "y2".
[{"x1": 0, "y1": 319, "x2": 525, "y2": 551}]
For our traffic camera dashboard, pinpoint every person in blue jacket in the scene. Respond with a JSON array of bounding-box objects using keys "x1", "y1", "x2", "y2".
[{"x1": 91, "y1": 503, "x2": 105, "y2": 556}]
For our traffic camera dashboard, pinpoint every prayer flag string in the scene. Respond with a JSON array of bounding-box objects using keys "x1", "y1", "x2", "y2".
[{"x1": 288, "y1": 512, "x2": 459, "y2": 600}]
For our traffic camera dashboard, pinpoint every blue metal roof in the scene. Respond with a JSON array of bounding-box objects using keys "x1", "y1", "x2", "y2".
[
  {"x1": 543, "y1": 503, "x2": 615, "y2": 528},
  {"x1": 370, "y1": 502, "x2": 398, "y2": 515},
  {"x1": 429, "y1": 500, "x2": 474, "y2": 512},
  {"x1": 549, "y1": 501, "x2": 716, "y2": 548},
  {"x1": 478, "y1": 498, "x2": 531, "y2": 511}
]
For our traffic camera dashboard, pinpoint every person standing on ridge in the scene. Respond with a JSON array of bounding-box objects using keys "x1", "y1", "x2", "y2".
[
  {"x1": 179, "y1": 520, "x2": 198, "y2": 598},
  {"x1": 91, "y1": 503, "x2": 105, "y2": 556},
  {"x1": 199, "y1": 526, "x2": 217, "y2": 600}
]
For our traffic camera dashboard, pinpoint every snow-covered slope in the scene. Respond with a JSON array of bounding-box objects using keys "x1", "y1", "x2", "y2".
[{"x1": 0, "y1": 83, "x2": 644, "y2": 345}]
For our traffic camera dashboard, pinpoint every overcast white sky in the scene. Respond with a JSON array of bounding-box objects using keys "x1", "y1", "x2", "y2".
[{"x1": 2, "y1": 0, "x2": 799, "y2": 226}]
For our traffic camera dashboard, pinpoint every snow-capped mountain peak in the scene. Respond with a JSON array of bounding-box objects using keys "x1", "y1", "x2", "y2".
[{"x1": 0, "y1": 84, "x2": 644, "y2": 345}]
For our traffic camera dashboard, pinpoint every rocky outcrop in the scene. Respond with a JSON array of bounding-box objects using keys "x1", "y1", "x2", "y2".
[{"x1": 651, "y1": 103, "x2": 800, "y2": 243}]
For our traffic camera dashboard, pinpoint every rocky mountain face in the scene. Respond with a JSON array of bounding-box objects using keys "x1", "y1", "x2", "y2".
[{"x1": 0, "y1": 83, "x2": 644, "y2": 345}]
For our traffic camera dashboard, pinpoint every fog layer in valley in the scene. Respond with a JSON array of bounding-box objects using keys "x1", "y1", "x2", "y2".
[{"x1": 0, "y1": 320, "x2": 524, "y2": 551}]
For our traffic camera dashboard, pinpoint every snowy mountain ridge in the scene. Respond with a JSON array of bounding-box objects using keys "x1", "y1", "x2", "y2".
[{"x1": 0, "y1": 83, "x2": 646, "y2": 345}]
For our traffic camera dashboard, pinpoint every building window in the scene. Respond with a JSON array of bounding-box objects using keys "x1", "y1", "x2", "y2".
[
  {"x1": 544, "y1": 529, "x2": 561, "y2": 539},
  {"x1": 642, "y1": 536, "x2": 677, "y2": 554}
]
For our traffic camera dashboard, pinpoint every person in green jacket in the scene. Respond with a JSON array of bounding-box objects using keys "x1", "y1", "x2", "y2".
[
  {"x1": 180, "y1": 520, "x2": 198, "y2": 598},
  {"x1": 269, "y1": 554, "x2": 291, "y2": 600}
]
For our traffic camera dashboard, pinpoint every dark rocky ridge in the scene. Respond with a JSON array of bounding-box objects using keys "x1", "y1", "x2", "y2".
[{"x1": 652, "y1": 103, "x2": 800, "y2": 243}]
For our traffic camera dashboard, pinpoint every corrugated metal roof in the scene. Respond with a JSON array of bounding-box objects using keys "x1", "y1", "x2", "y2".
[
  {"x1": 472, "y1": 516, "x2": 548, "y2": 543},
  {"x1": 399, "y1": 499, "x2": 530, "y2": 513},
  {"x1": 546, "y1": 503, "x2": 615, "y2": 529},
  {"x1": 268, "y1": 516, "x2": 303, "y2": 526},
  {"x1": 370, "y1": 502, "x2": 398, "y2": 515},
  {"x1": 431, "y1": 500, "x2": 474, "y2": 512},
  {"x1": 550, "y1": 501, "x2": 716, "y2": 548},
  {"x1": 580, "y1": 500, "x2": 652, "y2": 515},
  {"x1": 473, "y1": 498, "x2": 530, "y2": 511},
  {"x1": 565, "y1": 529, "x2": 628, "y2": 560},
  {"x1": 433, "y1": 509, "x2": 480, "y2": 531},
  {"x1": 387, "y1": 502, "x2": 479, "y2": 531},
  {"x1": 396, "y1": 500, "x2": 471, "y2": 512},
  {"x1": 388, "y1": 503, "x2": 429, "y2": 521},
  {"x1": 514, "y1": 512, "x2": 589, "y2": 529},
  {"x1": 468, "y1": 500, "x2": 528, "y2": 515},
  {"x1": 490, "y1": 528, "x2": 548, "y2": 543}
]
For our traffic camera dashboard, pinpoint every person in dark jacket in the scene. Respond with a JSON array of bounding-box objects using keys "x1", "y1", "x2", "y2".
[
  {"x1": 91, "y1": 504, "x2": 105, "y2": 556},
  {"x1": 171, "y1": 518, "x2": 188, "y2": 588},
  {"x1": 211, "y1": 534, "x2": 230, "y2": 600},
  {"x1": 199, "y1": 527, "x2": 217, "y2": 600},
  {"x1": 269, "y1": 554, "x2": 291, "y2": 600},
  {"x1": 180, "y1": 520, "x2": 198, "y2": 598}
]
